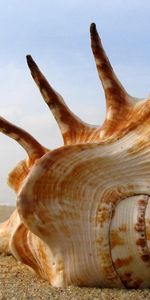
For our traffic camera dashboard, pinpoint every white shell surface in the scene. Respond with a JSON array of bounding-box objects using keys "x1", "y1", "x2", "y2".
[{"x1": 110, "y1": 195, "x2": 150, "y2": 288}]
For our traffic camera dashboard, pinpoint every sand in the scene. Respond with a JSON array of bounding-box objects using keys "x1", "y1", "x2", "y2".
[{"x1": 0, "y1": 206, "x2": 150, "y2": 299}]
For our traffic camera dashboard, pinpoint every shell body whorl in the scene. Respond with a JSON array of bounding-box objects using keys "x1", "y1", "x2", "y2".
[
  {"x1": 16, "y1": 130, "x2": 150, "y2": 288},
  {"x1": 1, "y1": 24, "x2": 150, "y2": 288}
]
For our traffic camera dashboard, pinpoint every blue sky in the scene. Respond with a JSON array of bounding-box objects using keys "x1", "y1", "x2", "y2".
[{"x1": 0, "y1": 0, "x2": 150, "y2": 205}]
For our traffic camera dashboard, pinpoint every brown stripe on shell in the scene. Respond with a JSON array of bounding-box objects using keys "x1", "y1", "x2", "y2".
[
  {"x1": 110, "y1": 229, "x2": 125, "y2": 249},
  {"x1": 134, "y1": 197, "x2": 150, "y2": 264},
  {"x1": 114, "y1": 256, "x2": 133, "y2": 269},
  {"x1": 145, "y1": 199, "x2": 150, "y2": 254}
]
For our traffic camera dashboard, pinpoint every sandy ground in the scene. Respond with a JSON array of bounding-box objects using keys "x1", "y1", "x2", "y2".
[{"x1": 1, "y1": 206, "x2": 150, "y2": 299}]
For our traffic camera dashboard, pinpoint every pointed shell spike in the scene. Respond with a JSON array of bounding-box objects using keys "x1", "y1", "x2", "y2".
[
  {"x1": 26, "y1": 55, "x2": 95, "y2": 145},
  {"x1": 90, "y1": 25, "x2": 124, "y2": 88},
  {"x1": 90, "y1": 23, "x2": 135, "y2": 139},
  {"x1": 90, "y1": 23, "x2": 130, "y2": 104},
  {"x1": 0, "y1": 116, "x2": 46, "y2": 160}
]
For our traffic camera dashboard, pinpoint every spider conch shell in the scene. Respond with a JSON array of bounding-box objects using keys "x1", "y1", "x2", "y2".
[{"x1": 1, "y1": 23, "x2": 150, "y2": 288}]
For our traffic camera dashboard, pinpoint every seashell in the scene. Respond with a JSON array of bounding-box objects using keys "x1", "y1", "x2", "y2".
[{"x1": 1, "y1": 23, "x2": 150, "y2": 288}]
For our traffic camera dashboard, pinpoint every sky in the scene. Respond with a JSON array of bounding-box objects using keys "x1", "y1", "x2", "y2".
[{"x1": 0, "y1": 0, "x2": 150, "y2": 205}]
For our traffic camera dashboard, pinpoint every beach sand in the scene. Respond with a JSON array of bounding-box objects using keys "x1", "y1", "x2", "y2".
[{"x1": 0, "y1": 206, "x2": 150, "y2": 299}]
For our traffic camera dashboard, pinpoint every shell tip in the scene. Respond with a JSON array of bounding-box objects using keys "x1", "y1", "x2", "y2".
[
  {"x1": 26, "y1": 55, "x2": 34, "y2": 66},
  {"x1": 90, "y1": 23, "x2": 96, "y2": 33}
]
